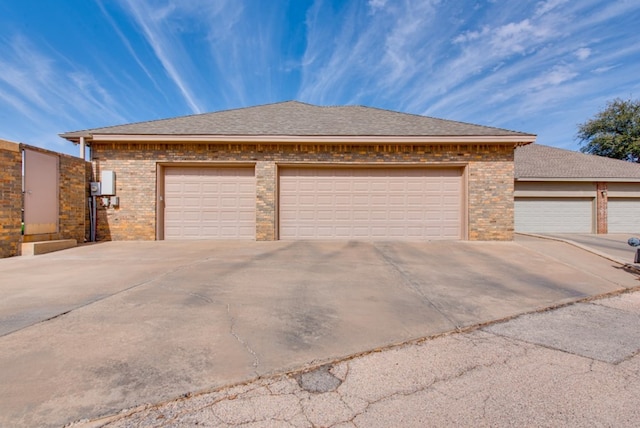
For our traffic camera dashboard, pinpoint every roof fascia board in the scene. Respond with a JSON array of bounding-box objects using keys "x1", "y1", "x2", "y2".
[
  {"x1": 84, "y1": 134, "x2": 536, "y2": 144},
  {"x1": 516, "y1": 177, "x2": 640, "y2": 182}
]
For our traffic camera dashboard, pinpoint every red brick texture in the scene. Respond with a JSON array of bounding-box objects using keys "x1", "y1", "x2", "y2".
[
  {"x1": 596, "y1": 182, "x2": 608, "y2": 234},
  {"x1": 0, "y1": 142, "x2": 89, "y2": 258},
  {"x1": 0, "y1": 141, "x2": 23, "y2": 258},
  {"x1": 92, "y1": 142, "x2": 515, "y2": 241}
]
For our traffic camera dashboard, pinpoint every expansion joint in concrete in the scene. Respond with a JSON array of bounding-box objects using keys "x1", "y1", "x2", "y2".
[{"x1": 372, "y1": 242, "x2": 462, "y2": 331}]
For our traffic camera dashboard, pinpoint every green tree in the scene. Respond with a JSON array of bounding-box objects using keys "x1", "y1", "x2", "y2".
[{"x1": 578, "y1": 98, "x2": 640, "y2": 162}]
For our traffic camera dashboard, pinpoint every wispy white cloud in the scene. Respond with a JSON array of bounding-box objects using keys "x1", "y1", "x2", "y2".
[
  {"x1": 368, "y1": 0, "x2": 388, "y2": 11},
  {"x1": 574, "y1": 47, "x2": 591, "y2": 60},
  {"x1": 0, "y1": 36, "x2": 54, "y2": 111},
  {"x1": 528, "y1": 64, "x2": 578, "y2": 90},
  {"x1": 0, "y1": 36, "x2": 122, "y2": 124},
  {"x1": 299, "y1": 0, "x2": 443, "y2": 106},
  {"x1": 0, "y1": 32, "x2": 128, "y2": 151},
  {"x1": 0, "y1": 86, "x2": 33, "y2": 118},
  {"x1": 95, "y1": 0, "x2": 164, "y2": 94},
  {"x1": 115, "y1": 0, "x2": 209, "y2": 113},
  {"x1": 592, "y1": 65, "x2": 617, "y2": 74},
  {"x1": 534, "y1": 0, "x2": 569, "y2": 18}
]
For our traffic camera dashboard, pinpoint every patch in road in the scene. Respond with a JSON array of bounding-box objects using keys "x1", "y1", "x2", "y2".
[
  {"x1": 294, "y1": 364, "x2": 342, "y2": 393},
  {"x1": 484, "y1": 302, "x2": 640, "y2": 364}
]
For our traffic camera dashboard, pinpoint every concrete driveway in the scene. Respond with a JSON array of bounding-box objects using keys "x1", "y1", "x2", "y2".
[
  {"x1": 0, "y1": 238, "x2": 638, "y2": 427},
  {"x1": 535, "y1": 233, "x2": 640, "y2": 266}
]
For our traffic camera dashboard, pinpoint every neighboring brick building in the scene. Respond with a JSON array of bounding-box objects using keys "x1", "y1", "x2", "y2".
[
  {"x1": 515, "y1": 143, "x2": 640, "y2": 234},
  {"x1": 61, "y1": 101, "x2": 536, "y2": 242}
]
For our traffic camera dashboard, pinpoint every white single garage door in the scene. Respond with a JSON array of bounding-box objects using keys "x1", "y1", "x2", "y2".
[
  {"x1": 164, "y1": 167, "x2": 255, "y2": 239},
  {"x1": 279, "y1": 167, "x2": 463, "y2": 240},
  {"x1": 515, "y1": 197, "x2": 594, "y2": 233},
  {"x1": 608, "y1": 198, "x2": 640, "y2": 233}
]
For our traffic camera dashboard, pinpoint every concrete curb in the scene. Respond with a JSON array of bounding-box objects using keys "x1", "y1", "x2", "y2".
[{"x1": 516, "y1": 232, "x2": 640, "y2": 274}]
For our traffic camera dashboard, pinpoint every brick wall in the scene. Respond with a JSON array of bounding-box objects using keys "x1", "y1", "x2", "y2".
[
  {"x1": 60, "y1": 151, "x2": 90, "y2": 242},
  {"x1": 92, "y1": 142, "x2": 515, "y2": 241},
  {"x1": 596, "y1": 182, "x2": 608, "y2": 234},
  {"x1": 255, "y1": 161, "x2": 277, "y2": 240},
  {"x1": 468, "y1": 153, "x2": 515, "y2": 240},
  {"x1": 0, "y1": 140, "x2": 23, "y2": 258},
  {"x1": 0, "y1": 141, "x2": 89, "y2": 258}
]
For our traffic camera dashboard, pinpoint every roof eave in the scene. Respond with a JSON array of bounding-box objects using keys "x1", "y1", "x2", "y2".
[
  {"x1": 64, "y1": 133, "x2": 537, "y2": 145},
  {"x1": 516, "y1": 177, "x2": 640, "y2": 182}
]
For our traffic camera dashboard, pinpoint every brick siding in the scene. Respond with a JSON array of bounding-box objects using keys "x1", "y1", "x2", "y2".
[
  {"x1": 0, "y1": 141, "x2": 88, "y2": 258},
  {"x1": 0, "y1": 141, "x2": 23, "y2": 257},
  {"x1": 596, "y1": 182, "x2": 608, "y2": 234},
  {"x1": 92, "y1": 142, "x2": 515, "y2": 241}
]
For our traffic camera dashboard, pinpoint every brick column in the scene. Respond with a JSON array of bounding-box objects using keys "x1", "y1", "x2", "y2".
[
  {"x1": 255, "y1": 161, "x2": 277, "y2": 240},
  {"x1": 596, "y1": 182, "x2": 608, "y2": 234},
  {"x1": 0, "y1": 140, "x2": 23, "y2": 257}
]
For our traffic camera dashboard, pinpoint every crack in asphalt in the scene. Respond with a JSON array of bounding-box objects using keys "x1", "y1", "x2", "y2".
[
  {"x1": 226, "y1": 303, "x2": 260, "y2": 373},
  {"x1": 91, "y1": 331, "x2": 534, "y2": 427},
  {"x1": 81, "y1": 330, "x2": 640, "y2": 428}
]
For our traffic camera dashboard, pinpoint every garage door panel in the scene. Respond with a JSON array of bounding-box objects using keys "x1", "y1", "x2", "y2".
[
  {"x1": 370, "y1": 195, "x2": 387, "y2": 204},
  {"x1": 279, "y1": 168, "x2": 462, "y2": 240},
  {"x1": 237, "y1": 211, "x2": 255, "y2": 221},
  {"x1": 389, "y1": 182, "x2": 406, "y2": 192},
  {"x1": 390, "y1": 210, "x2": 406, "y2": 220},
  {"x1": 202, "y1": 182, "x2": 219, "y2": 191},
  {"x1": 201, "y1": 211, "x2": 220, "y2": 221},
  {"x1": 443, "y1": 182, "x2": 460, "y2": 192},
  {"x1": 608, "y1": 198, "x2": 640, "y2": 233},
  {"x1": 317, "y1": 210, "x2": 333, "y2": 221},
  {"x1": 371, "y1": 210, "x2": 387, "y2": 220},
  {"x1": 389, "y1": 195, "x2": 405, "y2": 205},
  {"x1": 353, "y1": 195, "x2": 369, "y2": 205},
  {"x1": 407, "y1": 195, "x2": 423, "y2": 205},
  {"x1": 515, "y1": 198, "x2": 593, "y2": 233},
  {"x1": 165, "y1": 167, "x2": 255, "y2": 240},
  {"x1": 353, "y1": 211, "x2": 370, "y2": 221},
  {"x1": 183, "y1": 180, "x2": 201, "y2": 189},
  {"x1": 183, "y1": 197, "x2": 201, "y2": 207}
]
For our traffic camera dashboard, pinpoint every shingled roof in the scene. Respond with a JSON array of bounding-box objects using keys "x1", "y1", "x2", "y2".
[
  {"x1": 515, "y1": 143, "x2": 640, "y2": 181},
  {"x1": 61, "y1": 101, "x2": 534, "y2": 142}
]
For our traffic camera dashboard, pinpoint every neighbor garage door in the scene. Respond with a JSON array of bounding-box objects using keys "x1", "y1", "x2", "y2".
[
  {"x1": 608, "y1": 198, "x2": 640, "y2": 233},
  {"x1": 279, "y1": 167, "x2": 463, "y2": 240},
  {"x1": 164, "y1": 167, "x2": 255, "y2": 239},
  {"x1": 515, "y1": 197, "x2": 593, "y2": 233}
]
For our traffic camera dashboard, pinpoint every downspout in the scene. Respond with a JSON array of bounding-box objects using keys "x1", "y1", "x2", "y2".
[{"x1": 79, "y1": 136, "x2": 86, "y2": 160}]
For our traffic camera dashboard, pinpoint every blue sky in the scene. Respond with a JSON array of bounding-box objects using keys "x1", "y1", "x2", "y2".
[{"x1": 1, "y1": 0, "x2": 639, "y2": 156}]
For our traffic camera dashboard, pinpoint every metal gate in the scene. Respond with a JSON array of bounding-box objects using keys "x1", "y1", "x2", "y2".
[{"x1": 23, "y1": 149, "x2": 59, "y2": 235}]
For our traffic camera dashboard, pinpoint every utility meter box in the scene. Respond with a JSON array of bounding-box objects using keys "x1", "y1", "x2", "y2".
[
  {"x1": 90, "y1": 182, "x2": 101, "y2": 196},
  {"x1": 101, "y1": 170, "x2": 116, "y2": 196}
]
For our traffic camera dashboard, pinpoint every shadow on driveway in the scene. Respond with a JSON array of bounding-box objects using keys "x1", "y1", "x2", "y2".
[{"x1": 0, "y1": 238, "x2": 637, "y2": 427}]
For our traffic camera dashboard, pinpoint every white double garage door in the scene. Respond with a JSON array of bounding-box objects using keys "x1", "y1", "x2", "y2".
[
  {"x1": 164, "y1": 166, "x2": 463, "y2": 240},
  {"x1": 515, "y1": 197, "x2": 638, "y2": 233}
]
